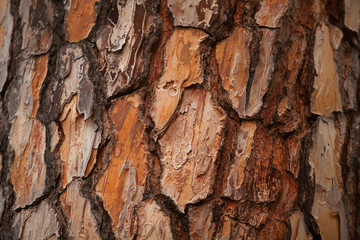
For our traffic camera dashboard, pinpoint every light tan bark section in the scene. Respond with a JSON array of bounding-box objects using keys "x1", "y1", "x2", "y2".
[
  {"x1": 135, "y1": 200, "x2": 173, "y2": 240},
  {"x1": 12, "y1": 201, "x2": 60, "y2": 240},
  {"x1": 344, "y1": 0, "x2": 360, "y2": 32},
  {"x1": 309, "y1": 118, "x2": 346, "y2": 240},
  {"x1": 311, "y1": 24, "x2": 342, "y2": 117},
  {"x1": 59, "y1": 95, "x2": 99, "y2": 187},
  {"x1": 159, "y1": 88, "x2": 225, "y2": 212},
  {"x1": 60, "y1": 180, "x2": 100, "y2": 239}
]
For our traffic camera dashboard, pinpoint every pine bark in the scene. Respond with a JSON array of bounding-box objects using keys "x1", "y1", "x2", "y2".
[{"x1": 0, "y1": 0, "x2": 359, "y2": 239}]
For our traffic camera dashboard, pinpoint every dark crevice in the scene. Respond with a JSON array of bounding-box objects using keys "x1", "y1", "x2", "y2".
[
  {"x1": 81, "y1": 175, "x2": 116, "y2": 240},
  {"x1": 37, "y1": 0, "x2": 67, "y2": 124},
  {"x1": 297, "y1": 130, "x2": 321, "y2": 240},
  {"x1": 88, "y1": 0, "x2": 114, "y2": 43},
  {"x1": 0, "y1": 0, "x2": 21, "y2": 99},
  {"x1": 1, "y1": 0, "x2": 359, "y2": 239},
  {"x1": 245, "y1": 27, "x2": 262, "y2": 112},
  {"x1": 173, "y1": 25, "x2": 214, "y2": 38},
  {"x1": 0, "y1": 0, "x2": 22, "y2": 239}
]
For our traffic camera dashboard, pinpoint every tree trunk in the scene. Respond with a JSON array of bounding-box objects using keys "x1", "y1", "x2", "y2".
[{"x1": 0, "y1": 0, "x2": 359, "y2": 239}]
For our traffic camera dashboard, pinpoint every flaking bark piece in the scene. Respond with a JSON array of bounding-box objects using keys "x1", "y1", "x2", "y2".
[{"x1": 159, "y1": 88, "x2": 225, "y2": 212}]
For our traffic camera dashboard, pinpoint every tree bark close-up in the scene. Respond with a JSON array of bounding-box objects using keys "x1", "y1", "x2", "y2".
[{"x1": 0, "y1": 0, "x2": 359, "y2": 239}]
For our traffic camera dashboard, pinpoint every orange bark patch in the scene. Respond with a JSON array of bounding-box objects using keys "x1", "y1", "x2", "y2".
[
  {"x1": 255, "y1": 0, "x2": 289, "y2": 28},
  {"x1": 84, "y1": 148, "x2": 97, "y2": 177},
  {"x1": 0, "y1": 0, "x2": 6, "y2": 19},
  {"x1": 31, "y1": 55, "x2": 48, "y2": 118},
  {"x1": 147, "y1": 0, "x2": 173, "y2": 85},
  {"x1": 65, "y1": 0, "x2": 98, "y2": 42},
  {"x1": 96, "y1": 93, "x2": 147, "y2": 238},
  {"x1": 150, "y1": 28, "x2": 208, "y2": 130},
  {"x1": 11, "y1": 119, "x2": 46, "y2": 209},
  {"x1": 216, "y1": 27, "x2": 251, "y2": 117},
  {"x1": 0, "y1": 24, "x2": 4, "y2": 48}
]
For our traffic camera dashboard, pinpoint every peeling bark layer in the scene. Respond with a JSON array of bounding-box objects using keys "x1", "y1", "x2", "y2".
[{"x1": 0, "y1": 0, "x2": 359, "y2": 239}]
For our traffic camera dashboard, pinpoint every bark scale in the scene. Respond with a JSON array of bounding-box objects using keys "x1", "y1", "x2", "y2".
[{"x1": 0, "y1": 0, "x2": 359, "y2": 239}]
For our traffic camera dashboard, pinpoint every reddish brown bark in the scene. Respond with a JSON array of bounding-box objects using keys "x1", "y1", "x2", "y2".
[{"x1": 0, "y1": 0, "x2": 359, "y2": 239}]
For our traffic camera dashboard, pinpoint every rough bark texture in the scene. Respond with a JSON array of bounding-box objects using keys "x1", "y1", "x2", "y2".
[{"x1": 0, "y1": 0, "x2": 359, "y2": 239}]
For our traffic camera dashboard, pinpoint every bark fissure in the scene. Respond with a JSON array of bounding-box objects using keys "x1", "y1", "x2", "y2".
[{"x1": 1, "y1": 0, "x2": 359, "y2": 239}]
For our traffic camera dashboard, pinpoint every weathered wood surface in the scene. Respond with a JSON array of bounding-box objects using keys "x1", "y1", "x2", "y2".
[{"x1": 0, "y1": 0, "x2": 359, "y2": 239}]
